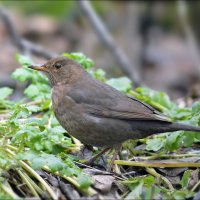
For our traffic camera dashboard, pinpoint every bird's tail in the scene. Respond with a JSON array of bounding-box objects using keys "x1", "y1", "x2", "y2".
[
  {"x1": 129, "y1": 121, "x2": 200, "y2": 139},
  {"x1": 169, "y1": 122, "x2": 200, "y2": 132}
]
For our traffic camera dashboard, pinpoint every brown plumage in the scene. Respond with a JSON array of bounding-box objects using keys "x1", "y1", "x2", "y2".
[{"x1": 29, "y1": 56, "x2": 200, "y2": 167}]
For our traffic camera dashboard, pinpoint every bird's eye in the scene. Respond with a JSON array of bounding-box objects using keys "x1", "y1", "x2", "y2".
[{"x1": 54, "y1": 63, "x2": 62, "y2": 69}]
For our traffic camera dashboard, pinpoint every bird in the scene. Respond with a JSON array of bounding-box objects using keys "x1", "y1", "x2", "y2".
[{"x1": 29, "y1": 56, "x2": 200, "y2": 170}]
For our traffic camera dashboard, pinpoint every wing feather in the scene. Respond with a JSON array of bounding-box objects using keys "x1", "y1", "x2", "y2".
[{"x1": 67, "y1": 79, "x2": 170, "y2": 122}]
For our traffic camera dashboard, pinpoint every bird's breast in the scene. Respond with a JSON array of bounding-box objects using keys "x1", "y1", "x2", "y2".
[{"x1": 52, "y1": 86, "x2": 86, "y2": 135}]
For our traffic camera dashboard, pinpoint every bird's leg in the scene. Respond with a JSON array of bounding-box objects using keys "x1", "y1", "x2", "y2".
[
  {"x1": 107, "y1": 144, "x2": 122, "y2": 172},
  {"x1": 85, "y1": 147, "x2": 111, "y2": 165}
]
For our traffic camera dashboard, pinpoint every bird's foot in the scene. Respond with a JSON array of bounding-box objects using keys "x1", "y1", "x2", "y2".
[
  {"x1": 107, "y1": 144, "x2": 122, "y2": 172},
  {"x1": 85, "y1": 147, "x2": 110, "y2": 164},
  {"x1": 81, "y1": 144, "x2": 122, "y2": 172},
  {"x1": 83, "y1": 147, "x2": 111, "y2": 166}
]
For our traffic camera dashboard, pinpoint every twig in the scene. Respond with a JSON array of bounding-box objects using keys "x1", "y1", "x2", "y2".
[
  {"x1": 0, "y1": 7, "x2": 58, "y2": 59},
  {"x1": 5, "y1": 148, "x2": 58, "y2": 200},
  {"x1": 146, "y1": 167, "x2": 174, "y2": 191},
  {"x1": 0, "y1": 181, "x2": 20, "y2": 199},
  {"x1": 75, "y1": 161, "x2": 126, "y2": 181},
  {"x1": 177, "y1": 1, "x2": 200, "y2": 76},
  {"x1": 78, "y1": 1, "x2": 141, "y2": 86},
  {"x1": 192, "y1": 176, "x2": 200, "y2": 192},
  {"x1": 17, "y1": 169, "x2": 39, "y2": 197},
  {"x1": 114, "y1": 160, "x2": 200, "y2": 168},
  {"x1": 133, "y1": 153, "x2": 200, "y2": 161}
]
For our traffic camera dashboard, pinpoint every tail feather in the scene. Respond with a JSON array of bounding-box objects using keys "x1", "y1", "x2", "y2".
[
  {"x1": 129, "y1": 121, "x2": 200, "y2": 139},
  {"x1": 170, "y1": 122, "x2": 200, "y2": 132}
]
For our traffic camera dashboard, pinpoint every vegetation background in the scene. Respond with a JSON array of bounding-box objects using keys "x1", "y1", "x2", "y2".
[{"x1": 1, "y1": 1, "x2": 200, "y2": 199}]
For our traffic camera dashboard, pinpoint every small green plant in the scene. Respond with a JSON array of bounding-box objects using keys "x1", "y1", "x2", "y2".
[{"x1": 0, "y1": 53, "x2": 200, "y2": 199}]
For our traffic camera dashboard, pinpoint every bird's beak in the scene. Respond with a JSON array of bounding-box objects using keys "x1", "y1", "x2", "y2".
[{"x1": 28, "y1": 65, "x2": 47, "y2": 71}]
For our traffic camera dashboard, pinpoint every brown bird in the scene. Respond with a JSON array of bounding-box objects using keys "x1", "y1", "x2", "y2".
[{"x1": 29, "y1": 56, "x2": 200, "y2": 170}]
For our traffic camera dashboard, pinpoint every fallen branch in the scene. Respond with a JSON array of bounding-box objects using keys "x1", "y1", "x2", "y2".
[
  {"x1": 78, "y1": 1, "x2": 141, "y2": 86},
  {"x1": 0, "y1": 7, "x2": 58, "y2": 59}
]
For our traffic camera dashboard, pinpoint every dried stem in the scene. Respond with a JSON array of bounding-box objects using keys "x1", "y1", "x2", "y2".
[{"x1": 114, "y1": 160, "x2": 200, "y2": 168}]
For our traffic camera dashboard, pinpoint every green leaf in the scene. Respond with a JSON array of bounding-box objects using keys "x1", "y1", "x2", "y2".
[
  {"x1": 182, "y1": 132, "x2": 195, "y2": 147},
  {"x1": 10, "y1": 105, "x2": 30, "y2": 121},
  {"x1": 44, "y1": 140, "x2": 54, "y2": 152},
  {"x1": 51, "y1": 126, "x2": 66, "y2": 134},
  {"x1": 152, "y1": 92, "x2": 172, "y2": 109},
  {"x1": 77, "y1": 174, "x2": 92, "y2": 189},
  {"x1": 125, "y1": 181, "x2": 143, "y2": 200},
  {"x1": 34, "y1": 142, "x2": 44, "y2": 151},
  {"x1": 166, "y1": 131, "x2": 183, "y2": 151},
  {"x1": 24, "y1": 84, "x2": 40, "y2": 99},
  {"x1": 26, "y1": 105, "x2": 41, "y2": 112},
  {"x1": 192, "y1": 102, "x2": 200, "y2": 116},
  {"x1": 170, "y1": 108, "x2": 192, "y2": 120},
  {"x1": 63, "y1": 52, "x2": 94, "y2": 70},
  {"x1": 90, "y1": 68, "x2": 106, "y2": 81},
  {"x1": 24, "y1": 118, "x2": 44, "y2": 126},
  {"x1": 44, "y1": 154, "x2": 64, "y2": 172},
  {"x1": 31, "y1": 157, "x2": 46, "y2": 169},
  {"x1": 24, "y1": 83, "x2": 51, "y2": 100},
  {"x1": 172, "y1": 190, "x2": 194, "y2": 200},
  {"x1": 16, "y1": 54, "x2": 33, "y2": 67},
  {"x1": 0, "y1": 87, "x2": 13, "y2": 100},
  {"x1": 12, "y1": 55, "x2": 49, "y2": 86},
  {"x1": 136, "y1": 87, "x2": 152, "y2": 96},
  {"x1": 136, "y1": 87, "x2": 177, "y2": 111},
  {"x1": 18, "y1": 151, "x2": 64, "y2": 172},
  {"x1": 106, "y1": 77, "x2": 132, "y2": 93},
  {"x1": 180, "y1": 170, "x2": 192, "y2": 189},
  {"x1": 146, "y1": 138, "x2": 165, "y2": 151},
  {"x1": 12, "y1": 68, "x2": 32, "y2": 83}
]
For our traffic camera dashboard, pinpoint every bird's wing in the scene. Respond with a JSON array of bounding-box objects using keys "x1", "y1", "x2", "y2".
[
  {"x1": 84, "y1": 102, "x2": 169, "y2": 121},
  {"x1": 67, "y1": 79, "x2": 170, "y2": 122}
]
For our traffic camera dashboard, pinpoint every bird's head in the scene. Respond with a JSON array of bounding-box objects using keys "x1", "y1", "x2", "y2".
[{"x1": 28, "y1": 56, "x2": 85, "y2": 86}]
